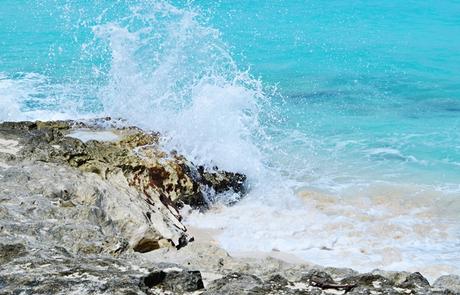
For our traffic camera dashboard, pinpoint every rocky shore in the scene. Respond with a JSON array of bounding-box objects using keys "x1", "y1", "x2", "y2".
[{"x1": 0, "y1": 119, "x2": 459, "y2": 294}]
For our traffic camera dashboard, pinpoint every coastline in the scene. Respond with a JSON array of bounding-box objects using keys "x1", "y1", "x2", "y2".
[
  {"x1": 1, "y1": 119, "x2": 459, "y2": 294},
  {"x1": 187, "y1": 224, "x2": 309, "y2": 265}
]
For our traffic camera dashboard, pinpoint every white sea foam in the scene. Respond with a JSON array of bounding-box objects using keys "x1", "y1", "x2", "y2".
[
  {"x1": 92, "y1": 3, "x2": 268, "y2": 176},
  {"x1": 0, "y1": 72, "x2": 99, "y2": 122},
  {"x1": 186, "y1": 181, "x2": 460, "y2": 281},
  {"x1": 0, "y1": 73, "x2": 25, "y2": 122}
]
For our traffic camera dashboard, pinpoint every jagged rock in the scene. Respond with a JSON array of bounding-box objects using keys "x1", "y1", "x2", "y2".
[
  {"x1": 197, "y1": 165, "x2": 247, "y2": 203},
  {"x1": 0, "y1": 119, "x2": 248, "y2": 256},
  {"x1": 1, "y1": 120, "x2": 247, "y2": 209},
  {"x1": 140, "y1": 264, "x2": 204, "y2": 293},
  {"x1": 0, "y1": 252, "x2": 150, "y2": 295},
  {"x1": 298, "y1": 270, "x2": 356, "y2": 292},
  {"x1": 340, "y1": 273, "x2": 390, "y2": 287},
  {"x1": 202, "y1": 273, "x2": 265, "y2": 295},
  {"x1": 397, "y1": 272, "x2": 431, "y2": 289}
]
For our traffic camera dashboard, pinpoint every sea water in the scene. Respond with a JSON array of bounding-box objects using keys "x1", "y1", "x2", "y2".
[{"x1": 1, "y1": 0, "x2": 459, "y2": 279}]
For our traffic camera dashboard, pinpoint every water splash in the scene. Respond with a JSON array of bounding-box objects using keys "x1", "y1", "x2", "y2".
[{"x1": 87, "y1": 1, "x2": 271, "y2": 175}]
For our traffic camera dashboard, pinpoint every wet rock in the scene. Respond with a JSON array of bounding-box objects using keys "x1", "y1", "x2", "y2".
[
  {"x1": 197, "y1": 165, "x2": 247, "y2": 203},
  {"x1": 2, "y1": 119, "x2": 247, "y2": 211}
]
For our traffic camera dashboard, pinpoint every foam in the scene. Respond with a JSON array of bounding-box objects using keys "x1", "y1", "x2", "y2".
[
  {"x1": 0, "y1": 73, "x2": 23, "y2": 122},
  {"x1": 0, "y1": 72, "x2": 100, "y2": 123},
  {"x1": 185, "y1": 181, "x2": 460, "y2": 281},
  {"x1": 92, "y1": 3, "x2": 268, "y2": 176}
]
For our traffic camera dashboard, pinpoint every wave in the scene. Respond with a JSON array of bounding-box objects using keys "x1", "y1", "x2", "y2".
[
  {"x1": 77, "y1": 0, "x2": 272, "y2": 177},
  {"x1": 1, "y1": 0, "x2": 273, "y2": 178}
]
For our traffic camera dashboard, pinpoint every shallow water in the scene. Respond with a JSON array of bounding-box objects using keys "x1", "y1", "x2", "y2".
[{"x1": 0, "y1": 0, "x2": 459, "y2": 278}]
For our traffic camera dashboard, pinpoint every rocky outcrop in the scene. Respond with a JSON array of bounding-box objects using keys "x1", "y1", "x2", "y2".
[
  {"x1": 1, "y1": 119, "x2": 459, "y2": 295},
  {"x1": 200, "y1": 269, "x2": 458, "y2": 294},
  {"x1": 144, "y1": 242, "x2": 460, "y2": 294},
  {"x1": 0, "y1": 119, "x2": 246, "y2": 255}
]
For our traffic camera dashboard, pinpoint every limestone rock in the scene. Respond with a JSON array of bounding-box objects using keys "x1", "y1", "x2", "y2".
[{"x1": 0, "y1": 119, "x2": 248, "y2": 255}]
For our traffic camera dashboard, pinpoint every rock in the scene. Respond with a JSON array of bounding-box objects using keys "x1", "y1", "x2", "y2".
[
  {"x1": 299, "y1": 270, "x2": 356, "y2": 292},
  {"x1": 0, "y1": 243, "x2": 27, "y2": 264},
  {"x1": 370, "y1": 269, "x2": 413, "y2": 285},
  {"x1": 0, "y1": 120, "x2": 247, "y2": 210},
  {"x1": 340, "y1": 273, "x2": 390, "y2": 287},
  {"x1": 197, "y1": 165, "x2": 247, "y2": 205},
  {"x1": 0, "y1": 254, "x2": 150, "y2": 295},
  {"x1": 140, "y1": 265, "x2": 204, "y2": 293},
  {"x1": 397, "y1": 272, "x2": 431, "y2": 289},
  {"x1": 434, "y1": 275, "x2": 460, "y2": 294},
  {"x1": 202, "y1": 273, "x2": 265, "y2": 295},
  {"x1": 0, "y1": 119, "x2": 248, "y2": 256},
  {"x1": 263, "y1": 274, "x2": 295, "y2": 293}
]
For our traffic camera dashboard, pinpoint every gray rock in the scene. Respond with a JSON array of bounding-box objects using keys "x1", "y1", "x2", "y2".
[
  {"x1": 397, "y1": 272, "x2": 431, "y2": 289},
  {"x1": 140, "y1": 265, "x2": 204, "y2": 293},
  {"x1": 434, "y1": 275, "x2": 460, "y2": 294},
  {"x1": 202, "y1": 273, "x2": 265, "y2": 295},
  {"x1": 0, "y1": 243, "x2": 26, "y2": 264}
]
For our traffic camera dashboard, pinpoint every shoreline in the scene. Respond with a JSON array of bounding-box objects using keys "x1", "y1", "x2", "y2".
[
  {"x1": 186, "y1": 223, "x2": 458, "y2": 285},
  {"x1": 187, "y1": 224, "x2": 309, "y2": 265},
  {"x1": 1, "y1": 119, "x2": 459, "y2": 294}
]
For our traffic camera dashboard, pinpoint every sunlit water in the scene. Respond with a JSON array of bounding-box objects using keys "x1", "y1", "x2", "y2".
[{"x1": 1, "y1": 0, "x2": 459, "y2": 280}]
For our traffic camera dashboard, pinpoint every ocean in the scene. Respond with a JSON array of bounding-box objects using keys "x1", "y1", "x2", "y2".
[{"x1": 1, "y1": 0, "x2": 459, "y2": 279}]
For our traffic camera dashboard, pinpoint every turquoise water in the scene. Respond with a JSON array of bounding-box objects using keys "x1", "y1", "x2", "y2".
[
  {"x1": 196, "y1": 0, "x2": 460, "y2": 186},
  {"x1": 1, "y1": 0, "x2": 459, "y2": 186},
  {"x1": 1, "y1": 0, "x2": 460, "y2": 276}
]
